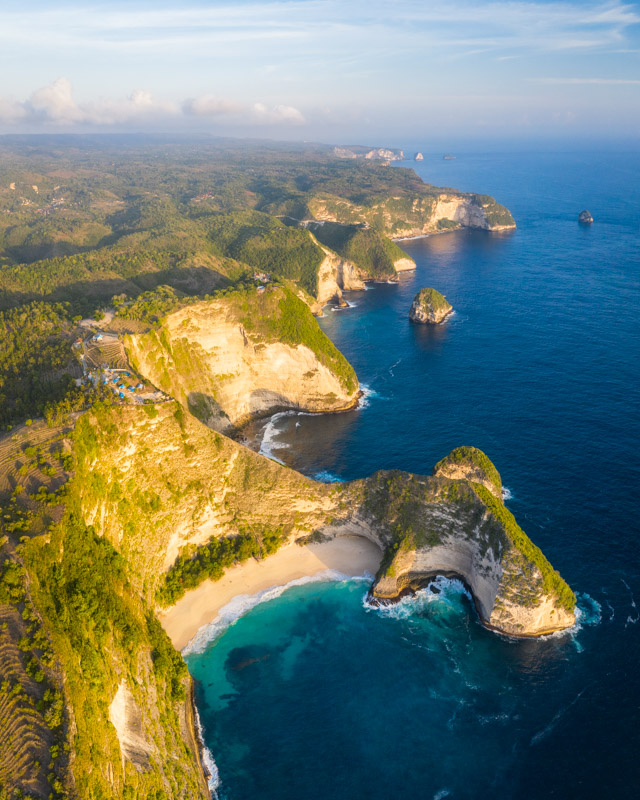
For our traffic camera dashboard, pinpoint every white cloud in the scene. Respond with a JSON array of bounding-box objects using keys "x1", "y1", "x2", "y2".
[
  {"x1": 0, "y1": 78, "x2": 306, "y2": 129},
  {"x1": 183, "y1": 95, "x2": 243, "y2": 116},
  {"x1": 252, "y1": 103, "x2": 305, "y2": 124}
]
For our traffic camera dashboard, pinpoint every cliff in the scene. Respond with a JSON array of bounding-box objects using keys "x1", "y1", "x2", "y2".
[
  {"x1": 333, "y1": 146, "x2": 404, "y2": 161},
  {"x1": 124, "y1": 285, "x2": 359, "y2": 433},
  {"x1": 69, "y1": 406, "x2": 575, "y2": 640},
  {"x1": 0, "y1": 404, "x2": 574, "y2": 796},
  {"x1": 306, "y1": 221, "x2": 415, "y2": 283},
  {"x1": 409, "y1": 288, "x2": 453, "y2": 324},
  {"x1": 308, "y1": 189, "x2": 515, "y2": 236}
]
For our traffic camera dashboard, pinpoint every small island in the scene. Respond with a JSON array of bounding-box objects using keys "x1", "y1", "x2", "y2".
[
  {"x1": 414, "y1": 152, "x2": 424, "y2": 161},
  {"x1": 579, "y1": 209, "x2": 594, "y2": 224},
  {"x1": 409, "y1": 288, "x2": 453, "y2": 324}
]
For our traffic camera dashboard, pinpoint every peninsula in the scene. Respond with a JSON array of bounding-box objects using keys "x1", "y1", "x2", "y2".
[{"x1": 0, "y1": 137, "x2": 559, "y2": 800}]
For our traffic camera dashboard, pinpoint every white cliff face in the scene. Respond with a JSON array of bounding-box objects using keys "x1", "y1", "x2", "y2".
[
  {"x1": 311, "y1": 234, "x2": 365, "y2": 307},
  {"x1": 125, "y1": 300, "x2": 359, "y2": 432},
  {"x1": 309, "y1": 192, "x2": 515, "y2": 237},
  {"x1": 409, "y1": 290, "x2": 453, "y2": 324},
  {"x1": 109, "y1": 681, "x2": 154, "y2": 770},
  {"x1": 393, "y1": 257, "x2": 416, "y2": 272}
]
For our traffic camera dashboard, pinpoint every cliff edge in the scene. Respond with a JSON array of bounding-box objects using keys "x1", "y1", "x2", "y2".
[{"x1": 125, "y1": 285, "x2": 359, "y2": 433}]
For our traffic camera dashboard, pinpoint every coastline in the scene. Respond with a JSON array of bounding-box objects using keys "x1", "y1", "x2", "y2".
[{"x1": 159, "y1": 536, "x2": 383, "y2": 651}]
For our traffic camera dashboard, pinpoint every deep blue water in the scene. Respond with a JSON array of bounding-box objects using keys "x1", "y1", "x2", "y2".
[{"x1": 186, "y1": 152, "x2": 640, "y2": 799}]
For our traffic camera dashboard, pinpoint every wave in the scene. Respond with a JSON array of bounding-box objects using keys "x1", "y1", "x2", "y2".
[
  {"x1": 258, "y1": 410, "x2": 296, "y2": 463},
  {"x1": 501, "y1": 486, "x2": 514, "y2": 501},
  {"x1": 184, "y1": 571, "x2": 372, "y2": 655},
  {"x1": 194, "y1": 705, "x2": 220, "y2": 797},
  {"x1": 530, "y1": 688, "x2": 586, "y2": 746},
  {"x1": 313, "y1": 470, "x2": 346, "y2": 483},
  {"x1": 331, "y1": 299, "x2": 358, "y2": 311},
  {"x1": 358, "y1": 384, "x2": 381, "y2": 409},
  {"x1": 362, "y1": 576, "x2": 471, "y2": 620}
]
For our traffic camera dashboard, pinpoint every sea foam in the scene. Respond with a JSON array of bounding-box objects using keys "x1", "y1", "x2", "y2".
[
  {"x1": 194, "y1": 705, "x2": 220, "y2": 798},
  {"x1": 183, "y1": 571, "x2": 372, "y2": 655},
  {"x1": 362, "y1": 576, "x2": 471, "y2": 620}
]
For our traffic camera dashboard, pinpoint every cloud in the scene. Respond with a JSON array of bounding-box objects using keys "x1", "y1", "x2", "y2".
[
  {"x1": 252, "y1": 103, "x2": 305, "y2": 124},
  {"x1": 0, "y1": 78, "x2": 306, "y2": 129},
  {"x1": 183, "y1": 95, "x2": 243, "y2": 116}
]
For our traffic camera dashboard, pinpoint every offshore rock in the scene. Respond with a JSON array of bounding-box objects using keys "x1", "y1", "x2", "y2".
[
  {"x1": 578, "y1": 209, "x2": 594, "y2": 224},
  {"x1": 414, "y1": 152, "x2": 424, "y2": 161},
  {"x1": 409, "y1": 288, "x2": 453, "y2": 324}
]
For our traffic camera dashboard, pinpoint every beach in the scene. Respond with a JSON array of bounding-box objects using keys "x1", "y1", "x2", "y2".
[{"x1": 160, "y1": 536, "x2": 382, "y2": 650}]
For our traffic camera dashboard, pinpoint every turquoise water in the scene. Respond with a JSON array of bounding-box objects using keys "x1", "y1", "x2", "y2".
[{"x1": 186, "y1": 151, "x2": 640, "y2": 798}]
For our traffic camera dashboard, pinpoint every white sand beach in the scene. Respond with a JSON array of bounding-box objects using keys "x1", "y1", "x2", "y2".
[{"x1": 159, "y1": 536, "x2": 382, "y2": 650}]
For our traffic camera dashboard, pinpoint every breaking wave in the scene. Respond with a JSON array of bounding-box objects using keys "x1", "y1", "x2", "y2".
[
  {"x1": 258, "y1": 411, "x2": 296, "y2": 463},
  {"x1": 184, "y1": 571, "x2": 372, "y2": 655},
  {"x1": 362, "y1": 576, "x2": 471, "y2": 620},
  {"x1": 194, "y1": 705, "x2": 220, "y2": 797}
]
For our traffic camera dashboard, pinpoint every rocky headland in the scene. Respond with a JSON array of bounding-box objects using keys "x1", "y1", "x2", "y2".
[
  {"x1": 124, "y1": 285, "x2": 359, "y2": 434},
  {"x1": 409, "y1": 288, "x2": 453, "y2": 324}
]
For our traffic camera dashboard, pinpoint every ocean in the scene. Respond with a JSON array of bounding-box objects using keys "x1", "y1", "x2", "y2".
[{"x1": 185, "y1": 151, "x2": 640, "y2": 799}]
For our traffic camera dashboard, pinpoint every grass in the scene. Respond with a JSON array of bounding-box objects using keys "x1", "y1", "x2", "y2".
[
  {"x1": 472, "y1": 483, "x2": 576, "y2": 612},
  {"x1": 227, "y1": 285, "x2": 358, "y2": 394},
  {"x1": 433, "y1": 446, "x2": 502, "y2": 494}
]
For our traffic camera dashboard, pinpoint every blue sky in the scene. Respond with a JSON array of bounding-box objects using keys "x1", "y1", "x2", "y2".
[{"x1": 1, "y1": 0, "x2": 640, "y2": 144}]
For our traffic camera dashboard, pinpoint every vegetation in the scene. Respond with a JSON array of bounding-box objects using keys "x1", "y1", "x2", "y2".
[
  {"x1": 472, "y1": 195, "x2": 516, "y2": 228},
  {"x1": 228, "y1": 285, "x2": 358, "y2": 393},
  {"x1": 307, "y1": 221, "x2": 409, "y2": 279},
  {"x1": 433, "y1": 446, "x2": 502, "y2": 494},
  {"x1": 206, "y1": 211, "x2": 323, "y2": 296},
  {"x1": 472, "y1": 484, "x2": 576, "y2": 612},
  {"x1": 116, "y1": 285, "x2": 185, "y2": 327},
  {"x1": 413, "y1": 288, "x2": 452, "y2": 315},
  {"x1": 0, "y1": 302, "x2": 86, "y2": 427},
  {"x1": 158, "y1": 524, "x2": 286, "y2": 605}
]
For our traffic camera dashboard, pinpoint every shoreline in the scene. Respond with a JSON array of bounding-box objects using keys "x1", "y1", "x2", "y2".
[{"x1": 159, "y1": 536, "x2": 383, "y2": 651}]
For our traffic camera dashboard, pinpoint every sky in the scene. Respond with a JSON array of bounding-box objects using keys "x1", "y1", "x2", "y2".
[{"x1": 1, "y1": 0, "x2": 640, "y2": 146}]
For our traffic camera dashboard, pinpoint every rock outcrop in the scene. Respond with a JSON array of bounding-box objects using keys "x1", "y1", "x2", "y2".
[
  {"x1": 414, "y1": 152, "x2": 424, "y2": 161},
  {"x1": 305, "y1": 221, "x2": 416, "y2": 283},
  {"x1": 312, "y1": 234, "x2": 366, "y2": 307},
  {"x1": 409, "y1": 288, "x2": 453, "y2": 324},
  {"x1": 124, "y1": 286, "x2": 359, "y2": 433},
  {"x1": 333, "y1": 146, "x2": 404, "y2": 161},
  {"x1": 578, "y1": 209, "x2": 593, "y2": 224},
  {"x1": 71, "y1": 405, "x2": 576, "y2": 639},
  {"x1": 73, "y1": 405, "x2": 575, "y2": 640},
  {"x1": 308, "y1": 190, "x2": 515, "y2": 237}
]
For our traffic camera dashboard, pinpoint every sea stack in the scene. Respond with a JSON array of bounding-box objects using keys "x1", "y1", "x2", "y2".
[
  {"x1": 409, "y1": 288, "x2": 453, "y2": 324},
  {"x1": 414, "y1": 152, "x2": 424, "y2": 161},
  {"x1": 578, "y1": 209, "x2": 593, "y2": 224}
]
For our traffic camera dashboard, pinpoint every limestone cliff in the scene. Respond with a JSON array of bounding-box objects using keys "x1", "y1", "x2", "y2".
[
  {"x1": 311, "y1": 233, "x2": 365, "y2": 307},
  {"x1": 409, "y1": 288, "x2": 453, "y2": 324},
  {"x1": 333, "y1": 146, "x2": 404, "y2": 161},
  {"x1": 0, "y1": 407, "x2": 576, "y2": 798},
  {"x1": 306, "y1": 221, "x2": 416, "y2": 283},
  {"x1": 308, "y1": 189, "x2": 515, "y2": 236},
  {"x1": 124, "y1": 285, "x2": 359, "y2": 433},
  {"x1": 70, "y1": 405, "x2": 575, "y2": 638}
]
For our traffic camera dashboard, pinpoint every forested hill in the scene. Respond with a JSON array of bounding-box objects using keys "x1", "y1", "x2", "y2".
[{"x1": 0, "y1": 136, "x2": 513, "y2": 314}]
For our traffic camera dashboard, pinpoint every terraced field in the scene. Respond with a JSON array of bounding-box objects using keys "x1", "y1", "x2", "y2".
[
  {"x1": 0, "y1": 419, "x2": 75, "y2": 500},
  {"x1": 84, "y1": 336, "x2": 128, "y2": 370},
  {"x1": 0, "y1": 604, "x2": 55, "y2": 798}
]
